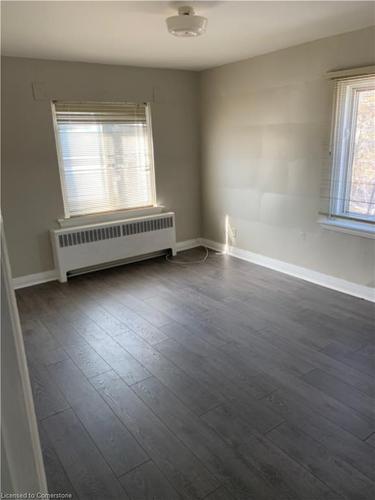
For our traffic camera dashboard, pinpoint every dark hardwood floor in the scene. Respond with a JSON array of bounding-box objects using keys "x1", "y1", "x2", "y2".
[{"x1": 17, "y1": 248, "x2": 375, "y2": 500}]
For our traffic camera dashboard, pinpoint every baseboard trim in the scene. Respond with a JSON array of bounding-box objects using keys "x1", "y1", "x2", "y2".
[
  {"x1": 13, "y1": 270, "x2": 59, "y2": 290},
  {"x1": 12, "y1": 239, "x2": 202, "y2": 289},
  {"x1": 15, "y1": 238, "x2": 371, "y2": 302},
  {"x1": 176, "y1": 238, "x2": 201, "y2": 252},
  {"x1": 200, "y1": 238, "x2": 375, "y2": 303}
]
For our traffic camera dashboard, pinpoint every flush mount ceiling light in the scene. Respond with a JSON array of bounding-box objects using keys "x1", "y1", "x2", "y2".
[{"x1": 166, "y1": 6, "x2": 207, "y2": 37}]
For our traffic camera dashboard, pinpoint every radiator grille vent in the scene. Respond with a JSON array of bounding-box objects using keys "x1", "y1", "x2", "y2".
[{"x1": 58, "y1": 216, "x2": 174, "y2": 248}]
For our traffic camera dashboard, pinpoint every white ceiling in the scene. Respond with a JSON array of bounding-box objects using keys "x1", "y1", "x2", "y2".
[{"x1": 1, "y1": 1, "x2": 374, "y2": 71}]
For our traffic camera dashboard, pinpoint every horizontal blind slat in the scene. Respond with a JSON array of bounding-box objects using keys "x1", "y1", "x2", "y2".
[
  {"x1": 55, "y1": 101, "x2": 147, "y2": 124},
  {"x1": 320, "y1": 75, "x2": 375, "y2": 219},
  {"x1": 54, "y1": 101, "x2": 154, "y2": 217}
]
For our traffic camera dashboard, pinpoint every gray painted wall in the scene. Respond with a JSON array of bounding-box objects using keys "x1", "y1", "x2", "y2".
[
  {"x1": 200, "y1": 27, "x2": 375, "y2": 287},
  {"x1": 2, "y1": 28, "x2": 375, "y2": 287},
  {"x1": 1, "y1": 57, "x2": 201, "y2": 277}
]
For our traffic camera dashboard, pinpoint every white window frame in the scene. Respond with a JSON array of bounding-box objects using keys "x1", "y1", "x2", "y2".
[
  {"x1": 51, "y1": 101, "x2": 157, "y2": 220},
  {"x1": 329, "y1": 76, "x2": 375, "y2": 224}
]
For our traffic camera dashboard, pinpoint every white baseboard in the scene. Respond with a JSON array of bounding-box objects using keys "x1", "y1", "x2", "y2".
[
  {"x1": 12, "y1": 239, "x2": 202, "y2": 289},
  {"x1": 13, "y1": 270, "x2": 59, "y2": 290},
  {"x1": 200, "y1": 238, "x2": 375, "y2": 303},
  {"x1": 15, "y1": 238, "x2": 371, "y2": 302},
  {"x1": 176, "y1": 238, "x2": 201, "y2": 252}
]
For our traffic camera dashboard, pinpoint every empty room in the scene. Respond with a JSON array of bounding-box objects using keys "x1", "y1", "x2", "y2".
[{"x1": 1, "y1": 1, "x2": 375, "y2": 499}]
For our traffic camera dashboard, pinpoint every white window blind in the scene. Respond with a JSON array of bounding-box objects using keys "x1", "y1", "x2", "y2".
[
  {"x1": 53, "y1": 101, "x2": 156, "y2": 217},
  {"x1": 325, "y1": 75, "x2": 375, "y2": 222}
]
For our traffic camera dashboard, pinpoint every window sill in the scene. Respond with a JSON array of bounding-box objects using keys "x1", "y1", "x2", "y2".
[
  {"x1": 318, "y1": 216, "x2": 375, "y2": 239},
  {"x1": 58, "y1": 206, "x2": 164, "y2": 228}
]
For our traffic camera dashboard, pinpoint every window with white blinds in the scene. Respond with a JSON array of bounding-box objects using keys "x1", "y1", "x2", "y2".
[
  {"x1": 328, "y1": 75, "x2": 375, "y2": 222},
  {"x1": 53, "y1": 101, "x2": 156, "y2": 217}
]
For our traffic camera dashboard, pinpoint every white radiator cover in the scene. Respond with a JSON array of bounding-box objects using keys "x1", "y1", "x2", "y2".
[{"x1": 50, "y1": 212, "x2": 176, "y2": 282}]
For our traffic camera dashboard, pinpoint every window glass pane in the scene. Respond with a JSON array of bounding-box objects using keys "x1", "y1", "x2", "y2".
[
  {"x1": 55, "y1": 103, "x2": 155, "y2": 217},
  {"x1": 58, "y1": 123, "x2": 109, "y2": 214},
  {"x1": 347, "y1": 89, "x2": 375, "y2": 217}
]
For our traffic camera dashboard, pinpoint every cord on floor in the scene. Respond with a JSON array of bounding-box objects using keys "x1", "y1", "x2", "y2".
[{"x1": 166, "y1": 246, "x2": 210, "y2": 265}]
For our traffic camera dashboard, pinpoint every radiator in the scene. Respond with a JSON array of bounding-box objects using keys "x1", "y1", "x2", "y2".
[{"x1": 50, "y1": 212, "x2": 176, "y2": 282}]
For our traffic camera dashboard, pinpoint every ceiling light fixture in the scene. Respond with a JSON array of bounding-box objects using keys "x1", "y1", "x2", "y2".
[{"x1": 166, "y1": 6, "x2": 207, "y2": 37}]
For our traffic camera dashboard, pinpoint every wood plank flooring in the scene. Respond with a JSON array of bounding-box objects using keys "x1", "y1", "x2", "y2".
[{"x1": 17, "y1": 248, "x2": 375, "y2": 500}]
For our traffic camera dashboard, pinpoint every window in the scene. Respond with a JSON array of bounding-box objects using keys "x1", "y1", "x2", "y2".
[
  {"x1": 329, "y1": 75, "x2": 375, "y2": 223},
  {"x1": 53, "y1": 101, "x2": 156, "y2": 217}
]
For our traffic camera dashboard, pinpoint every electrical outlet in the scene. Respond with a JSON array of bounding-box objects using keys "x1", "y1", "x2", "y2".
[{"x1": 231, "y1": 227, "x2": 238, "y2": 239}]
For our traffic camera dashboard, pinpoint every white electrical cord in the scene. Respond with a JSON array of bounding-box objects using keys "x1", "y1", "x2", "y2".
[{"x1": 166, "y1": 246, "x2": 210, "y2": 265}]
